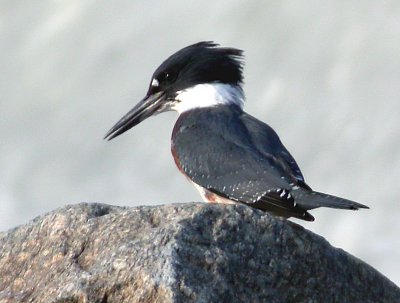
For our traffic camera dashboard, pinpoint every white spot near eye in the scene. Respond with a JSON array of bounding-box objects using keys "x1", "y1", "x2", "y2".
[{"x1": 151, "y1": 78, "x2": 159, "y2": 87}]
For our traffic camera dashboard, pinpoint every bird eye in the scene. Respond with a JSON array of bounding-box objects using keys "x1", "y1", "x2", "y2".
[{"x1": 159, "y1": 70, "x2": 177, "y2": 84}]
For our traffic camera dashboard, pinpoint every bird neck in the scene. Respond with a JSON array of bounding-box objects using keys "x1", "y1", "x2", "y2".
[{"x1": 172, "y1": 83, "x2": 244, "y2": 114}]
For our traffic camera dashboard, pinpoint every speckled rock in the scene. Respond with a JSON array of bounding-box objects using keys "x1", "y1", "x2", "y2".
[{"x1": 0, "y1": 202, "x2": 399, "y2": 303}]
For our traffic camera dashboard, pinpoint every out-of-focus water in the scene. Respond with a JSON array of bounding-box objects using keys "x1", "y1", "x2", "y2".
[{"x1": 1, "y1": 1, "x2": 399, "y2": 285}]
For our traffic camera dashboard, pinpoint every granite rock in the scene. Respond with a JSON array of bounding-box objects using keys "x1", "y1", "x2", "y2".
[{"x1": 0, "y1": 202, "x2": 399, "y2": 303}]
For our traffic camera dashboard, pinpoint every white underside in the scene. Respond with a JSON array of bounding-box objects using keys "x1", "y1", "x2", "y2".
[
  {"x1": 191, "y1": 181, "x2": 237, "y2": 205},
  {"x1": 172, "y1": 83, "x2": 244, "y2": 114}
]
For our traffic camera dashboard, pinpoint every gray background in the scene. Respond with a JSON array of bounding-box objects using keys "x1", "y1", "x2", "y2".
[{"x1": 1, "y1": 1, "x2": 399, "y2": 285}]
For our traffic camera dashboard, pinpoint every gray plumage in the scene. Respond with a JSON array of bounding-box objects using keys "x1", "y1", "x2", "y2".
[{"x1": 172, "y1": 104, "x2": 368, "y2": 221}]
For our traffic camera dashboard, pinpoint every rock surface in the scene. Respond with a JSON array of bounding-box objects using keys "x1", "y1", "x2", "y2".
[{"x1": 0, "y1": 202, "x2": 399, "y2": 303}]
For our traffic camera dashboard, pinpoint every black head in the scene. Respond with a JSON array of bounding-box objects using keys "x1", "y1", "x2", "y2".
[
  {"x1": 149, "y1": 41, "x2": 243, "y2": 96},
  {"x1": 104, "y1": 41, "x2": 244, "y2": 140}
]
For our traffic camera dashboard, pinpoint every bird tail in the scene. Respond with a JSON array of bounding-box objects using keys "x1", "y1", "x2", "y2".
[{"x1": 293, "y1": 190, "x2": 369, "y2": 210}]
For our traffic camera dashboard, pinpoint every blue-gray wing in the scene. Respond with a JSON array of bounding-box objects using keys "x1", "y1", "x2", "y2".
[
  {"x1": 171, "y1": 106, "x2": 312, "y2": 219},
  {"x1": 239, "y1": 112, "x2": 306, "y2": 183}
]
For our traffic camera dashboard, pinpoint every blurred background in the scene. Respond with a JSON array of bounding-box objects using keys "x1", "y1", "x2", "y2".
[{"x1": 1, "y1": 0, "x2": 399, "y2": 284}]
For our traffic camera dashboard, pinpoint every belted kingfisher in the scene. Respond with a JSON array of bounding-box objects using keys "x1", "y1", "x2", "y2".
[{"x1": 105, "y1": 41, "x2": 368, "y2": 221}]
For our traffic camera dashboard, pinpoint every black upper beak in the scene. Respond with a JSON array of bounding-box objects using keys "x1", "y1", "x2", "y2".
[{"x1": 104, "y1": 91, "x2": 165, "y2": 140}]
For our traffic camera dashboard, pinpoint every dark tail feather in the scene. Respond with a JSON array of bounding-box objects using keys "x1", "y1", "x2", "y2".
[
  {"x1": 251, "y1": 195, "x2": 315, "y2": 222},
  {"x1": 293, "y1": 190, "x2": 369, "y2": 210}
]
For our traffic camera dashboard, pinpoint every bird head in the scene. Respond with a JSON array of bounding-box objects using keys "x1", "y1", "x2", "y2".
[{"x1": 105, "y1": 41, "x2": 244, "y2": 140}]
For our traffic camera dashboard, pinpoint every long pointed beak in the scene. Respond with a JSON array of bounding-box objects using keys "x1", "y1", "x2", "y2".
[{"x1": 104, "y1": 91, "x2": 165, "y2": 140}]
